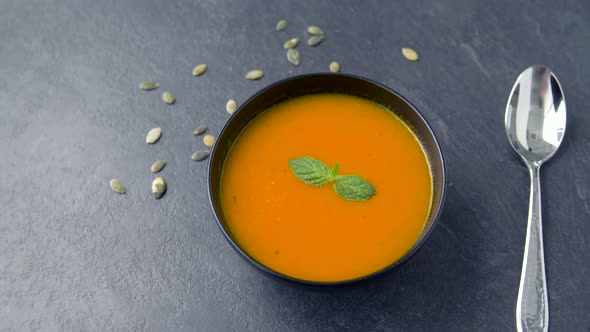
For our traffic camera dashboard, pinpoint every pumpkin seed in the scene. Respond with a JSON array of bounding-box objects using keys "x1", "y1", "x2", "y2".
[
  {"x1": 329, "y1": 61, "x2": 340, "y2": 73},
  {"x1": 226, "y1": 99, "x2": 237, "y2": 115},
  {"x1": 193, "y1": 125, "x2": 208, "y2": 136},
  {"x1": 307, "y1": 35, "x2": 324, "y2": 47},
  {"x1": 139, "y1": 81, "x2": 159, "y2": 91},
  {"x1": 276, "y1": 19, "x2": 287, "y2": 31},
  {"x1": 283, "y1": 38, "x2": 299, "y2": 49},
  {"x1": 151, "y1": 176, "x2": 166, "y2": 199},
  {"x1": 192, "y1": 64, "x2": 208, "y2": 76},
  {"x1": 109, "y1": 179, "x2": 126, "y2": 194},
  {"x1": 191, "y1": 150, "x2": 210, "y2": 161},
  {"x1": 203, "y1": 134, "x2": 215, "y2": 147},
  {"x1": 150, "y1": 160, "x2": 166, "y2": 173},
  {"x1": 162, "y1": 91, "x2": 175, "y2": 104},
  {"x1": 287, "y1": 48, "x2": 300, "y2": 66},
  {"x1": 245, "y1": 69, "x2": 264, "y2": 80},
  {"x1": 307, "y1": 25, "x2": 323, "y2": 35},
  {"x1": 146, "y1": 127, "x2": 162, "y2": 144},
  {"x1": 401, "y1": 48, "x2": 419, "y2": 61}
]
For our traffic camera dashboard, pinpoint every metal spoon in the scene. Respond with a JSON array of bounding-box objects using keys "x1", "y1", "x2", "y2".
[{"x1": 505, "y1": 65, "x2": 566, "y2": 332}]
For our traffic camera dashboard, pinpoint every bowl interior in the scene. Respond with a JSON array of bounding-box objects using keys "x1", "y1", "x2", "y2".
[{"x1": 208, "y1": 73, "x2": 446, "y2": 284}]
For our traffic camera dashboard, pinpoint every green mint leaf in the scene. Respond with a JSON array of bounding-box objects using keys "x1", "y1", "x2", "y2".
[
  {"x1": 329, "y1": 163, "x2": 340, "y2": 180},
  {"x1": 289, "y1": 157, "x2": 376, "y2": 202},
  {"x1": 333, "y1": 175, "x2": 376, "y2": 201},
  {"x1": 288, "y1": 156, "x2": 331, "y2": 186}
]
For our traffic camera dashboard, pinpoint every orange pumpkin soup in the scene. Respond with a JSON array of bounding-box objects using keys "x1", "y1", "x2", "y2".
[{"x1": 220, "y1": 93, "x2": 432, "y2": 282}]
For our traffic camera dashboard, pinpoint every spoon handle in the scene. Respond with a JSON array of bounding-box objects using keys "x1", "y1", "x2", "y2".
[{"x1": 516, "y1": 165, "x2": 548, "y2": 332}]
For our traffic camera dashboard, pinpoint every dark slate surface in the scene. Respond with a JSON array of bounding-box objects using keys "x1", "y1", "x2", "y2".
[{"x1": 1, "y1": 0, "x2": 589, "y2": 331}]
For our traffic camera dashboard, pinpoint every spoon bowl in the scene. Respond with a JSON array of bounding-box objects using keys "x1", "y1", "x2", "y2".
[
  {"x1": 505, "y1": 65, "x2": 566, "y2": 166},
  {"x1": 505, "y1": 65, "x2": 566, "y2": 332}
]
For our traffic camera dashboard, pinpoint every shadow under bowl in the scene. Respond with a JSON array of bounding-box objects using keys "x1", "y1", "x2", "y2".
[{"x1": 208, "y1": 73, "x2": 446, "y2": 286}]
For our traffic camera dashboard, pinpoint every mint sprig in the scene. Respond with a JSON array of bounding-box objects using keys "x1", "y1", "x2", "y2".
[{"x1": 288, "y1": 156, "x2": 376, "y2": 202}]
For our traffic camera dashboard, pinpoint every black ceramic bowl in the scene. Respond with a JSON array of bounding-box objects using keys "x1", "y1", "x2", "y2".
[{"x1": 208, "y1": 73, "x2": 446, "y2": 285}]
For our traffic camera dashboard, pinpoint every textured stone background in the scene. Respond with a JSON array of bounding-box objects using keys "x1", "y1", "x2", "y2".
[{"x1": 1, "y1": 0, "x2": 589, "y2": 331}]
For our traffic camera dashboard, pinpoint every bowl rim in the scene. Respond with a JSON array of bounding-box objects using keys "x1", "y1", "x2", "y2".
[{"x1": 207, "y1": 73, "x2": 447, "y2": 286}]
